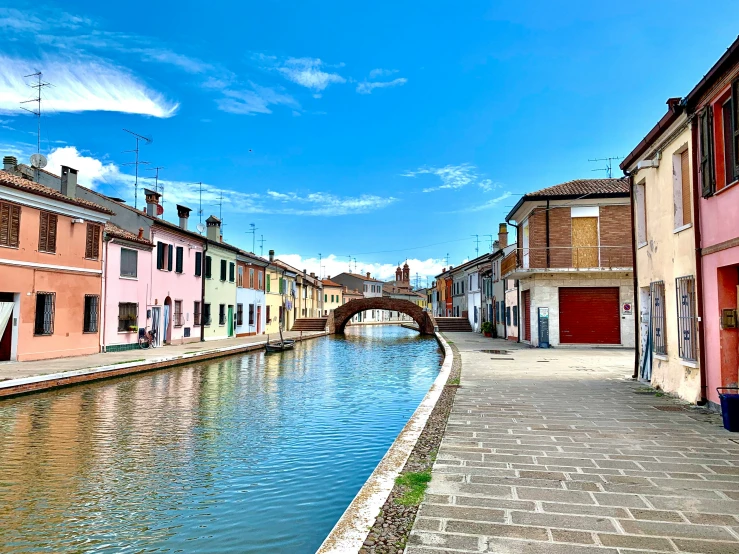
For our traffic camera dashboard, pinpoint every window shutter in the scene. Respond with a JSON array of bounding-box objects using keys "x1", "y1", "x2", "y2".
[
  {"x1": 156, "y1": 242, "x2": 164, "y2": 269},
  {"x1": 85, "y1": 224, "x2": 94, "y2": 259},
  {"x1": 700, "y1": 107, "x2": 716, "y2": 197},
  {"x1": 205, "y1": 256, "x2": 212, "y2": 278},
  {"x1": 38, "y1": 212, "x2": 48, "y2": 252},
  {"x1": 92, "y1": 225, "x2": 100, "y2": 259},
  {"x1": 0, "y1": 203, "x2": 9, "y2": 246},
  {"x1": 176, "y1": 246, "x2": 183, "y2": 273},
  {"x1": 229, "y1": 262, "x2": 235, "y2": 282},
  {"x1": 167, "y1": 244, "x2": 173, "y2": 271},
  {"x1": 733, "y1": 79, "x2": 739, "y2": 179},
  {"x1": 680, "y1": 150, "x2": 691, "y2": 225},
  {"x1": 220, "y1": 259, "x2": 226, "y2": 280},
  {"x1": 9, "y1": 205, "x2": 20, "y2": 248},
  {"x1": 47, "y1": 214, "x2": 57, "y2": 253},
  {"x1": 195, "y1": 251, "x2": 202, "y2": 276}
]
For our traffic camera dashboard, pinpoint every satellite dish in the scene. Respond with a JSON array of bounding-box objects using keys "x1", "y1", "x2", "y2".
[
  {"x1": 196, "y1": 223, "x2": 206, "y2": 234},
  {"x1": 156, "y1": 204, "x2": 164, "y2": 216},
  {"x1": 30, "y1": 153, "x2": 47, "y2": 169}
]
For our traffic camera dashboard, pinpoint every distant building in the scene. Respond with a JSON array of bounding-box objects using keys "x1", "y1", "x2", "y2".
[
  {"x1": 332, "y1": 271, "x2": 384, "y2": 322},
  {"x1": 322, "y1": 277, "x2": 344, "y2": 316},
  {"x1": 236, "y1": 251, "x2": 268, "y2": 336},
  {"x1": 265, "y1": 250, "x2": 296, "y2": 333}
]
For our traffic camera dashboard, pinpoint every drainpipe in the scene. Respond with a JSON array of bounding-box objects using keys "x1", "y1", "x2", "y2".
[
  {"x1": 101, "y1": 233, "x2": 110, "y2": 353},
  {"x1": 200, "y1": 241, "x2": 208, "y2": 342},
  {"x1": 545, "y1": 200, "x2": 550, "y2": 269},
  {"x1": 624, "y1": 170, "x2": 640, "y2": 380},
  {"x1": 690, "y1": 119, "x2": 708, "y2": 405},
  {"x1": 507, "y1": 219, "x2": 522, "y2": 343}
]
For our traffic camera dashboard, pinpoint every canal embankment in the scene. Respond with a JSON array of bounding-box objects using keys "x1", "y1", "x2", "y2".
[{"x1": 0, "y1": 330, "x2": 327, "y2": 398}]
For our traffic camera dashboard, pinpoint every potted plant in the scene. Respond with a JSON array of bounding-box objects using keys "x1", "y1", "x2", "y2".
[{"x1": 481, "y1": 321, "x2": 493, "y2": 338}]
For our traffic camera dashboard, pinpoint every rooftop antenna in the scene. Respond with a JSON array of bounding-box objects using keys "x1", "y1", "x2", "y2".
[
  {"x1": 122, "y1": 129, "x2": 152, "y2": 209},
  {"x1": 247, "y1": 223, "x2": 258, "y2": 253},
  {"x1": 353, "y1": 257, "x2": 357, "y2": 273},
  {"x1": 318, "y1": 253, "x2": 322, "y2": 278},
  {"x1": 588, "y1": 156, "x2": 623, "y2": 179},
  {"x1": 415, "y1": 272, "x2": 420, "y2": 289},
  {"x1": 197, "y1": 182, "x2": 203, "y2": 224},
  {"x1": 444, "y1": 253, "x2": 449, "y2": 266},
  {"x1": 258, "y1": 234, "x2": 265, "y2": 256},
  {"x1": 147, "y1": 166, "x2": 164, "y2": 218},
  {"x1": 20, "y1": 72, "x2": 52, "y2": 158},
  {"x1": 472, "y1": 234, "x2": 480, "y2": 257},
  {"x1": 347, "y1": 255, "x2": 352, "y2": 272},
  {"x1": 484, "y1": 234, "x2": 494, "y2": 252}
]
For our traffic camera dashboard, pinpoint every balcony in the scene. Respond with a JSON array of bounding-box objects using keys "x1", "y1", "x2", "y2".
[{"x1": 501, "y1": 246, "x2": 632, "y2": 279}]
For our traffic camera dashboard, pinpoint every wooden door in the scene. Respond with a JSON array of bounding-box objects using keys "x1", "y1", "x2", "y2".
[
  {"x1": 522, "y1": 290, "x2": 531, "y2": 342},
  {"x1": 572, "y1": 217, "x2": 599, "y2": 268}
]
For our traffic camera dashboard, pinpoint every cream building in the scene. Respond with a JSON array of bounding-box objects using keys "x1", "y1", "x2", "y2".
[
  {"x1": 265, "y1": 251, "x2": 296, "y2": 334},
  {"x1": 621, "y1": 105, "x2": 701, "y2": 402},
  {"x1": 202, "y1": 217, "x2": 239, "y2": 341},
  {"x1": 322, "y1": 278, "x2": 344, "y2": 315}
]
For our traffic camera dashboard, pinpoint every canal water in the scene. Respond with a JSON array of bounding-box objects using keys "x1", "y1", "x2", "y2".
[{"x1": 0, "y1": 326, "x2": 441, "y2": 553}]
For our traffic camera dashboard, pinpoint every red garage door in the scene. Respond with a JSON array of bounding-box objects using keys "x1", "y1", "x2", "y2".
[{"x1": 559, "y1": 287, "x2": 621, "y2": 345}]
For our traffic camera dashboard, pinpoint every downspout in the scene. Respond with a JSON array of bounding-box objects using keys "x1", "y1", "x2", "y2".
[
  {"x1": 690, "y1": 119, "x2": 708, "y2": 405},
  {"x1": 624, "y1": 170, "x2": 640, "y2": 380},
  {"x1": 545, "y1": 200, "x2": 550, "y2": 268},
  {"x1": 200, "y1": 241, "x2": 208, "y2": 342},
  {"x1": 507, "y1": 219, "x2": 522, "y2": 343},
  {"x1": 101, "y1": 233, "x2": 110, "y2": 353}
]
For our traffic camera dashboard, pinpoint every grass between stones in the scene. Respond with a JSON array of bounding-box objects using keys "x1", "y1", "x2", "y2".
[{"x1": 360, "y1": 340, "x2": 461, "y2": 554}]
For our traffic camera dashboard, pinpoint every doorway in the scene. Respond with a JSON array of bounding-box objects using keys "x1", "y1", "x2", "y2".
[
  {"x1": 163, "y1": 297, "x2": 172, "y2": 344},
  {"x1": 228, "y1": 305, "x2": 234, "y2": 337},
  {"x1": 0, "y1": 292, "x2": 16, "y2": 362},
  {"x1": 522, "y1": 290, "x2": 531, "y2": 342},
  {"x1": 151, "y1": 306, "x2": 161, "y2": 347},
  {"x1": 257, "y1": 305, "x2": 262, "y2": 334},
  {"x1": 572, "y1": 217, "x2": 599, "y2": 268}
]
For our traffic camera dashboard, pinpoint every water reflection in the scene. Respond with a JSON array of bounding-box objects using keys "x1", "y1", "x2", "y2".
[{"x1": 0, "y1": 325, "x2": 441, "y2": 553}]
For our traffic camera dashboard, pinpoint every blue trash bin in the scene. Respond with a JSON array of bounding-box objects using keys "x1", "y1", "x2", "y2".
[{"x1": 717, "y1": 388, "x2": 739, "y2": 432}]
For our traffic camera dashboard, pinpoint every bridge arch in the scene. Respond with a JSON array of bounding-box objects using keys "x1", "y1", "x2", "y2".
[{"x1": 328, "y1": 298, "x2": 435, "y2": 335}]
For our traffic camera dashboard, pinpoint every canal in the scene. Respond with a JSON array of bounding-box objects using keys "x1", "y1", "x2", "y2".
[{"x1": 0, "y1": 326, "x2": 442, "y2": 553}]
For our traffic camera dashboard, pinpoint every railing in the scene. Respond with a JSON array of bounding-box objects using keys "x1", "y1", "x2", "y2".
[
  {"x1": 501, "y1": 246, "x2": 632, "y2": 276},
  {"x1": 194, "y1": 313, "x2": 201, "y2": 326},
  {"x1": 173, "y1": 313, "x2": 183, "y2": 327}
]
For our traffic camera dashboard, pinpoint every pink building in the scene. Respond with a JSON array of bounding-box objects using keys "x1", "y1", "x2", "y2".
[
  {"x1": 102, "y1": 223, "x2": 154, "y2": 352},
  {"x1": 687, "y1": 39, "x2": 739, "y2": 409}
]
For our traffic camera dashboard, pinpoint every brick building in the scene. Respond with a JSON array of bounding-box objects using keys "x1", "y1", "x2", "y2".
[{"x1": 502, "y1": 179, "x2": 635, "y2": 347}]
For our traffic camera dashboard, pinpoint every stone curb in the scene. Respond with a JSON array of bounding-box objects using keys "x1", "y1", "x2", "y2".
[
  {"x1": 317, "y1": 332, "x2": 453, "y2": 554},
  {"x1": 0, "y1": 332, "x2": 328, "y2": 399}
]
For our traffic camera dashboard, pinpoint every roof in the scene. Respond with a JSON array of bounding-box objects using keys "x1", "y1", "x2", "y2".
[
  {"x1": 335, "y1": 271, "x2": 384, "y2": 283},
  {"x1": 0, "y1": 170, "x2": 114, "y2": 215},
  {"x1": 620, "y1": 99, "x2": 684, "y2": 171},
  {"x1": 322, "y1": 279, "x2": 342, "y2": 287},
  {"x1": 105, "y1": 222, "x2": 153, "y2": 246},
  {"x1": 273, "y1": 259, "x2": 321, "y2": 285},
  {"x1": 685, "y1": 35, "x2": 739, "y2": 111},
  {"x1": 506, "y1": 178, "x2": 629, "y2": 221}
]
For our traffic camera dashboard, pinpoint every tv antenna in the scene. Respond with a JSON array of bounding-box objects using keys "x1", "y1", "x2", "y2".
[
  {"x1": 197, "y1": 182, "x2": 203, "y2": 223},
  {"x1": 147, "y1": 166, "x2": 164, "y2": 217},
  {"x1": 247, "y1": 223, "x2": 258, "y2": 253},
  {"x1": 588, "y1": 156, "x2": 623, "y2": 179},
  {"x1": 444, "y1": 253, "x2": 449, "y2": 267},
  {"x1": 122, "y1": 129, "x2": 152, "y2": 209},
  {"x1": 258, "y1": 235, "x2": 266, "y2": 256},
  {"x1": 20, "y1": 72, "x2": 52, "y2": 157},
  {"x1": 472, "y1": 234, "x2": 480, "y2": 257},
  {"x1": 318, "y1": 253, "x2": 322, "y2": 278},
  {"x1": 484, "y1": 234, "x2": 494, "y2": 252}
]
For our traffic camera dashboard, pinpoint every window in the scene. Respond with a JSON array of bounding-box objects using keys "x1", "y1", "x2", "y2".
[
  {"x1": 364, "y1": 284, "x2": 368, "y2": 292},
  {"x1": 474, "y1": 306, "x2": 478, "y2": 323},
  {"x1": 203, "y1": 303, "x2": 211, "y2": 326},
  {"x1": 120, "y1": 248, "x2": 138, "y2": 278},
  {"x1": 266, "y1": 305, "x2": 271, "y2": 322},
  {"x1": 194, "y1": 301, "x2": 201, "y2": 326},
  {"x1": 266, "y1": 274, "x2": 271, "y2": 292},
  {"x1": 236, "y1": 303, "x2": 243, "y2": 326},
  {"x1": 85, "y1": 223, "x2": 101, "y2": 260},
  {"x1": 118, "y1": 302, "x2": 138, "y2": 332},
  {"x1": 175, "y1": 246, "x2": 184, "y2": 273},
  {"x1": 513, "y1": 305, "x2": 518, "y2": 326},
  {"x1": 723, "y1": 98, "x2": 734, "y2": 186},
  {"x1": 676, "y1": 276, "x2": 698, "y2": 361},
  {"x1": 249, "y1": 304, "x2": 255, "y2": 325},
  {"x1": 673, "y1": 149, "x2": 692, "y2": 228},
  {"x1": 651, "y1": 281, "x2": 667, "y2": 355},
  {"x1": 0, "y1": 201, "x2": 21, "y2": 248},
  {"x1": 636, "y1": 181, "x2": 647, "y2": 244},
  {"x1": 237, "y1": 266, "x2": 244, "y2": 287},
  {"x1": 219, "y1": 304, "x2": 226, "y2": 325},
  {"x1": 220, "y1": 259, "x2": 227, "y2": 281},
  {"x1": 156, "y1": 241, "x2": 172, "y2": 271},
  {"x1": 249, "y1": 268, "x2": 254, "y2": 288},
  {"x1": 229, "y1": 262, "x2": 235, "y2": 283},
  {"x1": 34, "y1": 292, "x2": 55, "y2": 335},
  {"x1": 195, "y1": 251, "x2": 202, "y2": 277},
  {"x1": 83, "y1": 295, "x2": 99, "y2": 333},
  {"x1": 279, "y1": 278, "x2": 285, "y2": 294},
  {"x1": 258, "y1": 271, "x2": 263, "y2": 290},
  {"x1": 699, "y1": 80, "x2": 739, "y2": 196},
  {"x1": 506, "y1": 306, "x2": 511, "y2": 326},
  {"x1": 325, "y1": 294, "x2": 328, "y2": 302},
  {"x1": 38, "y1": 211, "x2": 57, "y2": 253},
  {"x1": 174, "y1": 300, "x2": 183, "y2": 327},
  {"x1": 205, "y1": 256, "x2": 212, "y2": 279}
]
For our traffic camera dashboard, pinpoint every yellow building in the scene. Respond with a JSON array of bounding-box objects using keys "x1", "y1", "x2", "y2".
[
  {"x1": 265, "y1": 251, "x2": 296, "y2": 334},
  {"x1": 322, "y1": 278, "x2": 344, "y2": 315},
  {"x1": 622, "y1": 107, "x2": 700, "y2": 402}
]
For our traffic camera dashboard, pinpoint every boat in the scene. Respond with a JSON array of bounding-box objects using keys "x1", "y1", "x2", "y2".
[{"x1": 265, "y1": 327, "x2": 296, "y2": 353}]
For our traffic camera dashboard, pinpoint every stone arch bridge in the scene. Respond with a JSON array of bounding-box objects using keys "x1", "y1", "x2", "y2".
[{"x1": 327, "y1": 298, "x2": 436, "y2": 335}]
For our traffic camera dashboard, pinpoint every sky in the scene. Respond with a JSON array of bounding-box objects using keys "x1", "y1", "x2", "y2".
[{"x1": 1, "y1": 1, "x2": 738, "y2": 284}]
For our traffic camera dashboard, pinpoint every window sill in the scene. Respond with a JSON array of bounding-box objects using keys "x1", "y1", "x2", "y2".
[
  {"x1": 118, "y1": 330, "x2": 137, "y2": 334},
  {"x1": 39, "y1": 250, "x2": 56, "y2": 255},
  {"x1": 653, "y1": 353, "x2": 668, "y2": 361},
  {"x1": 83, "y1": 330, "x2": 97, "y2": 334},
  {"x1": 120, "y1": 275, "x2": 138, "y2": 280},
  {"x1": 680, "y1": 358, "x2": 699, "y2": 368},
  {"x1": 714, "y1": 179, "x2": 739, "y2": 196},
  {"x1": 673, "y1": 223, "x2": 693, "y2": 235},
  {"x1": 637, "y1": 242, "x2": 648, "y2": 250}
]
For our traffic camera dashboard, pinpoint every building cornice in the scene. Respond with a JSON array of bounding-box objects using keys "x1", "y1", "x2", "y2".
[{"x1": 0, "y1": 185, "x2": 110, "y2": 223}]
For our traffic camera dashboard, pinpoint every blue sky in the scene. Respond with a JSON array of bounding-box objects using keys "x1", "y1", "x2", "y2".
[{"x1": 1, "y1": 1, "x2": 738, "y2": 283}]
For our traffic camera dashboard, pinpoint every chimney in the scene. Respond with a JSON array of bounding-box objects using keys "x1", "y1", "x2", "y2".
[
  {"x1": 498, "y1": 223, "x2": 508, "y2": 248},
  {"x1": 138, "y1": 227, "x2": 144, "y2": 239},
  {"x1": 366, "y1": 272, "x2": 371, "y2": 279},
  {"x1": 176, "y1": 205, "x2": 191, "y2": 230},
  {"x1": 206, "y1": 215, "x2": 221, "y2": 242},
  {"x1": 269, "y1": 249, "x2": 275, "y2": 262},
  {"x1": 61, "y1": 166, "x2": 78, "y2": 199},
  {"x1": 3, "y1": 156, "x2": 17, "y2": 171},
  {"x1": 310, "y1": 272, "x2": 315, "y2": 278},
  {"x1": 144, "y1": 188, "x2": 160, "y2": 217},
  {"x1": 442, "y1": 267, "x2": 446, "y2": 273}
]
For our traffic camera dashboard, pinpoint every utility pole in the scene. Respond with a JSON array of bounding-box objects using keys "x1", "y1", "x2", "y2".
[
  {"x1": 20, "y1": 71, "x2": 52, "y2": 157},
  {"x1": 258, "y1": 235, "x2": 266, "y2": 256},
  {"x1": 247, "y1": 223, "x2": 258, "y2": 253},
  {"x1": 588, "y1": 156, "x2": 623, "y2": 179},
  {"x1": 122, "y1": 129, "x2": 152, "y2": 209},
  {"x1": 472, "y1": 234, "x2": 480, "y2": 257}
]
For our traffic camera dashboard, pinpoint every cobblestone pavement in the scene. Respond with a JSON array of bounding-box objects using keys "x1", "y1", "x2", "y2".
[{"x1": 407, "y1": 334, "x2": 739, "y2": 554}]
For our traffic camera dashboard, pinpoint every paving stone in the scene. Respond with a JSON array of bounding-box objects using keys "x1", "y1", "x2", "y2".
[
  {"x1": 592, "y1": 492, "x2": 650, "y2": 508},
  {"x1": 409, "y1": 531, "x2": 482, "y2": 551},
  {"x1": 550, "y1": 529, "x2": 596, "y2": 544},
  {"x1": 618, "y1": 519, "x2": 736, "y2": 540},
  {"x1": 456, "y1": 483, "x2": 515, "y2": 498},
  {"x1": 515, "y1": 487, "x2": 595, "y2": 504},
  {"x1": 414, "y1": 517, "x2": 443, "y2": 531},
  {"x1": 419, "y1": 504, "x2": 505, "y2": 522},
  {"x1": 510, "y1": 511, "x2": 617, "y2": 532},
  {"x1": 565, "y1": 481, "x2": 602, "y2": 492},
  {"x1": 445, "y1": 520, "x2": 549, "y2": 541},
  {"x1": 453, "y1": 496, "x2": 536, "y2": 511},
  {"x1": 484, "y1": 537, "x2": 616, "y2": 553},
  {"x1": 680, "y1": 512, "x2": 739, "y2": 526},
  {"x1": 597, "y1": 533, "x2": 674, "y2": 551},
  {"x1": 672, "y1": 538, "x2": 739, "y2": 554},
  {"x1": 628, "y1": 509, "x2": 686, "y2": 522},
  {"x1": 517, "y1": 470, "x2": 567, "y2": 480},
  {"x1": 541, "y1": 502, "x2": 629, "y2": 518}
]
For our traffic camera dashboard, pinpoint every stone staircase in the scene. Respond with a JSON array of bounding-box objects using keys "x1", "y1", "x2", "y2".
[
  {"x1": 435, "y1": 317, "x2": 473, "y2": 332},
  {"x1": 291, "y1": 317, "x2": 328, "y2": 332}
]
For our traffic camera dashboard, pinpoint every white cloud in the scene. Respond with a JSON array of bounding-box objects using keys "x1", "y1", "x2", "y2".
[
  {"x1": 402, "y1": 163, "x2": 502, "y2": 193},
  {"x1": 458, "y1": 192, "x2": 513, "y2": 212},
  {"x1": 356, "y1": 77, "x2": 407, "y2": 94},
  {"x1": 217, "y1": 84, "x2": 299, "y2": 115},
  {"x1": 138, "y1": 49, "x2": 213, "y2": 74},
  {"x1": 0, "y1": 55, "x2": 178, "y2": 117},
  {"x1": 273, "y1": 57, "x2": 346, "y2": 91},
  {"x1": 278, "y1": 253, "x2": 446, "y2": 284},
  {"x1": 368, "y1": 68, "x2": 398, "y2": 79},
  {"x1": 46, "y1": 146, "x2": 120, "y2": 188}
]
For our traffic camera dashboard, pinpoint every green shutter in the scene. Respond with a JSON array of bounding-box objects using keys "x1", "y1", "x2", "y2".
[
  {"x1": 167, "y1": 244, "x2": 173, "y2": 271},
  {"x1": 205, "y1": 256, "x2": 212, "y2": 279},
  {"x1": 195, "y1": 252, "x2": 202, "y2": 276},
  {"x1": 700, "y1": 107, "x2": 716, "y2": 197}
]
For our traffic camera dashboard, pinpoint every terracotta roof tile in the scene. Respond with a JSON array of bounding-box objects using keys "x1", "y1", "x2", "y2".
[
  {"x1": 322, "y1": 279, "x2": 342, "y2": 287},
  {"x1": 527, "y1": 178, "x2": 628, "y2": 198},
  {"x1": 0, "y1": 170, "x2": 114, "y2": 215},
  {"x1": 104, "y1": 222, "x2": 153, "y2": 246}
]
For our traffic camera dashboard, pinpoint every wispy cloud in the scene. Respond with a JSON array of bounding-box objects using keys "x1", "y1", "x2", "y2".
[
  {"x1": 0, "y1": 55, "x2": 178, "y2": 117},
  {"x1": 368, "y1": 68, "x2": 398, "y2": 79},
  {"x1": 356, "y1": 77, "x2": 407, "y2": 95},
  {"x1": 271, "y1": 57, "x2": 346, "y2": 92},
  {"x1": 402, "y1": 163, "x2": 502, "y2": 193},
  {"x1": 457, "y1": 192, "x2": 512, "y2": 212},
  {"x1": 217, "y1": 84, "x2": 299, "y2": 115}
]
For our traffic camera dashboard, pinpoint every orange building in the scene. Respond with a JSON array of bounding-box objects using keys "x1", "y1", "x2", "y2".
[{"x1": 0, "y1": 165, "x2": 112, "y2": 361}]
